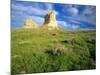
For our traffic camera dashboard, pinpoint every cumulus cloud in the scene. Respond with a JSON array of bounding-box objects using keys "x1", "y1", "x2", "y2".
[
  {"x1": 11, "y1": 2, "x2": 59, "y2": 16},
  {"x1": 44, "y1": 3, "x2": 53, "y2": 10},
  {"x1": 82, "y1": 6, "x2": 96, "y2": 16},
  {"x1": 71, "y1": 24, "x2": 80, "y2": 30},
  {"x1": 12, "y1": 3, "x2": 48, "y2": 16},
  {"x1": 12, "y1": 10, "x2": 44, "y2": 26},
  {"x1": 79, "y1": 6, "x2": 96, "y2": 25},
  {"x1": 62, "y1": 4, "x2": 79, "y2": 16},
  {"x1": 57, "y1": 21, "x2": 67, "y2": 27},
  {"x1": 27, "y1": 16, "x2": 44, "y2": 25},
  {"x1": 57, "y1": 20, "x2": 81, "y2": 30},
  {"x1": 61, "y1": 5, "x2": 96, "y2": 25},
  {"x1": 11, "y1": 1, "x2": 96, "y2": 30},
  {"x1": 70, "y1": 19, "x2": 82, "y2": 24},
  {"x1": 67, "y1": 7, "x2": 79, "y2": 16},
  {"x1": 11, "y1": 1, "x2": 60, "y2": 27}
]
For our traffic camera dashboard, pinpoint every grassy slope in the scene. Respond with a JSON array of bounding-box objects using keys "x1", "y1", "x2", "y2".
[{"x1": 11, "y1": 28, "x2": 96, "y2": 74}]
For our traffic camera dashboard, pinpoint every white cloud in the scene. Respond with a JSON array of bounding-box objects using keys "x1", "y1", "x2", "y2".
[
  {"x1": 72, "y1": 24, "x2": 80, "y2": 30},
  {"x1": 61, "y1": 5, "x2": 95, "y2": 25},
  {"x1": 57, "y1": 20, "x2": 70, "y2": 29},
  {"x1": 70, "y1": 19, "x2": 81, "y2": 24},
  {"x1": 62, "y1": 4, "x2": 79, "y2": 16},
  {"x1": 12, "y1": 3, "x2": 47, "y2": 16},
  {"x1": 67, "y1": 7, "x2": 79, "y2": 16},
  {"x1": 82, "y1": 6, "x2": 95, "y2": 16},
  {"x1": 44, "y1": 3, "x2": 53, "y2": 10},
  {"x1": 11, "y1": 2, "x2": 59, "y2": 27},
  {"x1": 57, "y1": 21, "x2": 67, "y2": 27},
  {"x1": 12, "y1": 2, "x2": 59, "y2": 17},
  {"x1": 79, "y1": 6, "x2": 96, "y2": 25},
  {"x1": 27, "y1": 15, "x2": 44, "y2": 25},
  {"x1": 57, "y1": 20, "x2": 80, "y2": 30},
  {"x1": 76, "y1": 15, "x2": 96, "y2": 25}
]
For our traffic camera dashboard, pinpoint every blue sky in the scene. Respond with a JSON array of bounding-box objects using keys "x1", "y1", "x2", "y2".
[{"x1": 11, "y1": 0, "x2": 96, "y2": 30}]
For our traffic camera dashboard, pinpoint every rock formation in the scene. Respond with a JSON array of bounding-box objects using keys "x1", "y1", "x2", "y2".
[
  {"x1": 43, "y1": 11, "x2": 58, "y2": 29},
  {"x1": 24, "y1": 19, "x2": 38, "y2": 28},
  {"x1": 23, "y1": 11, "x2": 58, "y2": 30}
]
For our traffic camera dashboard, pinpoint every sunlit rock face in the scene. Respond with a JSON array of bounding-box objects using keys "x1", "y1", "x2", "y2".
[
  {"x1": 43, "y1": 11, "x2": 58, "y2": 30},
  {"x1": 24, "y1": 19, "x2": 38, "y2": 28},
  {"x1": 23, "y1": 11, "x2": 58, "y2": 30}
]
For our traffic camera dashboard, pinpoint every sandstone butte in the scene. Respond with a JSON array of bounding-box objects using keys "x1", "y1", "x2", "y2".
[
  {"x1": 24, "y1": 19, "x2": 38, "y2": 28},
  {"x1": 24, "y1": 11, "x2": 58, "y2": 30}
]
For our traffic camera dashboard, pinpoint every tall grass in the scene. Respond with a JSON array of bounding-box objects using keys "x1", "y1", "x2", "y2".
[{"x1": 11, "y1": 28, "x2": 96, "y2": 74}]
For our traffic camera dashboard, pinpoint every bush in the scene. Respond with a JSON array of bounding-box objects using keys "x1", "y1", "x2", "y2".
[{"x1": 45, "y1": 45, "x2": 66, "y2": 56}]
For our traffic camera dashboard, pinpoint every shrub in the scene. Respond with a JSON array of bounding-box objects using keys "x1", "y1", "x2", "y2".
[{"x1": 45, "y1": 45, "x2": 66, "y2": 56}]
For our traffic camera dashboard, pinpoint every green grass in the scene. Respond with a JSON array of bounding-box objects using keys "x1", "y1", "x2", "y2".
[{"x1": 11, "y1": 28, "x2": 96, "y2": 74}]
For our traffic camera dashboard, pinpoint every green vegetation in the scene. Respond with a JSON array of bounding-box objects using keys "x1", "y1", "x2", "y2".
[{"x1": 11, "y1": 28, "x2": 96, "y2": 74}]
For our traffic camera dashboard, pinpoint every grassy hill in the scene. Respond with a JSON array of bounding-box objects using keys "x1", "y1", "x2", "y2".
[{"x1": 11, "y1": 28, "x2": 96, "y2": 74}]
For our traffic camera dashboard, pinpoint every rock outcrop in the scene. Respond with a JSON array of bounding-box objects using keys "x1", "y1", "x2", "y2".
[
  {"x1": 43, "y1": 11, "x2": 58, "y2": 30},
  {"x1": 23, "y1": 11, "x2": 58, "y2": 30},
  {"x1": 24, "y1": 19, "x2": 38, "y2": 28}
]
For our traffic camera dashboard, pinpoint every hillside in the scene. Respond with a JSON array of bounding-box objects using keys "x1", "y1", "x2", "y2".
[{"x1": 11, "y1": 28, "x2": 96, "y2": 74}]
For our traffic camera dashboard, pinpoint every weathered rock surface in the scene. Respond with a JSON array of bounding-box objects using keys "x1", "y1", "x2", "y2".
[
  {"x1": 43, "y1": 11, "x2": 58, "y2": 30},
  {"x1": 23, "y1": 11, "x2": 58, "y2": 30},
  {"x1": 24, "y1": 19, "x2": 38, "y2": 28}
]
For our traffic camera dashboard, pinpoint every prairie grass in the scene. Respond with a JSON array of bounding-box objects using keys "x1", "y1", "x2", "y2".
[{"x1": 11, "y1": 28, "x2": 96, "y2": 74}]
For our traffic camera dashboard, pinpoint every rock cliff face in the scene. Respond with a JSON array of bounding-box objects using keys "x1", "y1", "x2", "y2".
[
  {"x1": 43, "y1": 11, "x2": 58, "y2": 29},
  {"x1": 24, "y1": 19, "x2": 38, "y2": 28},
  {"x1": 23, "y1": 11, "x2": 58, "y2": 29}
]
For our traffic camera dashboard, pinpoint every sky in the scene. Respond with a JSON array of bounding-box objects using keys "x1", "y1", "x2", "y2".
[{"x1": 11, "y1": 0, "x2": 96, "y2": 30}]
